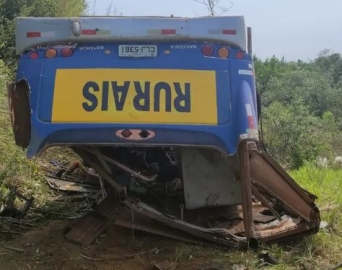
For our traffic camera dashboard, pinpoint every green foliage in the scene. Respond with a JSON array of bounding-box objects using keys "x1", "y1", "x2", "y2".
[
  {"x1": 263, "y1": 100, "x2": 318, "y2": 167},
  {"x1": 0, "y1": 0, "x2": 87, "y2": 204},
  {"x1": 256, "y1": 51, "x2": 342, "y2": 168},
  {"x1": 0, "y1": 58, "x2": 43, "y2": 202},
  {"x1": 0, "y1": 0, "x2": 87, "y2": 68},
  {"x1": 253, "y1": 55, "x2": 291, "y2": 95}
]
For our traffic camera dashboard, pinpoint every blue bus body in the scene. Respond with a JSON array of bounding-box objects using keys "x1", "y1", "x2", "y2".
[{"x1": 16, "y1": 41, "x2": 258, "y2": 158}]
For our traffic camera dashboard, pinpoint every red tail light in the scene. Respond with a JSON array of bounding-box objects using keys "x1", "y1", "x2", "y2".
[
  {"x1": 201, "y1": 45, "x2": 214, "y2": 57},
  {"x1": 30, "y1": 51, "x2": 39, "y2": 59},
  {"x1": 161, "y1": 29, "x2": 176, "y2": 34},
  {"x1": 27, "y1": 32, "x2": 41, "y2": 38},
  {"x1": 235, "y1": 51, "x2": 244, "y2": 59},
  {"x1": 61, "y1": 47, "x2": 74, "y2": 57}
]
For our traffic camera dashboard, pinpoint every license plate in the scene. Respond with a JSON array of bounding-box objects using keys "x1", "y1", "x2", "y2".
[{"x1": 118, "y1": 45, "x2": 157, "y2": 57}]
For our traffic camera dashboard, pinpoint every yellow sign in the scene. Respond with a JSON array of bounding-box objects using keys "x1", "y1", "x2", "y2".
[{"x1": 52, "y1": 69, "x2": 217, "y2": 124}]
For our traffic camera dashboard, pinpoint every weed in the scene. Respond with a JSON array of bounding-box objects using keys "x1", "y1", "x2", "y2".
[{"x1": 0, "y1": 68, "x2": 80, "y2": 203}]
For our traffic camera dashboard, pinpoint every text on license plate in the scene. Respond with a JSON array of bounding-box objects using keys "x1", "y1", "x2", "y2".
[{"x1": 119, "y1": 45, "x2": 157, "y2": 57}]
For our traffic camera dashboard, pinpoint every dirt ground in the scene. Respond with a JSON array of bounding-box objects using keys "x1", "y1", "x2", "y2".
[{"x1": 0, "y1": 220, "x2": 238, "y2": 270}]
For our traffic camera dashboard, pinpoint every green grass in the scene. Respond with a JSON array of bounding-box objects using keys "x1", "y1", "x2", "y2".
[
  {"x1": 0, "y1": 73, "x2": 50, "y2": 205},
  {"x1": 172, "y1": 165, "x2": 342, "y2": 270},
  {"x1": 0, "y1": 65, "x2": 81, "y2": 216},
  {"x1": 0, "y1": 75, "x2": 85, "y2": 243}
]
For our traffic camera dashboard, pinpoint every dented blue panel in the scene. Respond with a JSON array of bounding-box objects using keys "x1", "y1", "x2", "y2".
[{"x1": 15, "y1": 41, "x2": 258, "y2": 157}]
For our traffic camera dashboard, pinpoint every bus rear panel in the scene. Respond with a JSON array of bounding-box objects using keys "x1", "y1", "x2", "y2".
[
  {"x1": 17, "y1": 40, "x2": 258, "y2": 157},
  {"x1": 9, "y1": 16, "x2": 320, "y2": 246}
]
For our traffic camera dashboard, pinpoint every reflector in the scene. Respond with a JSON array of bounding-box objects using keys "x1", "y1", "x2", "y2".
[
  {"x1": 161, "y1": 29, "x2": 176, "y2": 34},
  {"x1": 201, "y1": 45, "x2": 214, "y2": 56},
  {"x1": 26, "y1": 32, "x2": 41, "y2": 38},
  {"x1": 235, "y1": 51, "x2": 244, "y2": 59},
  {"x1": 30, "y1": 51, "x2": 39, "y2": 59},
  {"x1": 218, "y1": 47, "x2": 229, "y2": 58},
  {"x1": 61, "y1": 47, "x2": 74, "y2": 57}
]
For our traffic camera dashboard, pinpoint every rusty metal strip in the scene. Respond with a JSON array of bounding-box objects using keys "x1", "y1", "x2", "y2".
[
  {"x1": 238, "y1": 142, "x2": 255, "y2": 240},
  {"x1": 259, "y1": 151, "x2": 316, "y2": 203},
  {"x1": 45, "y1": 176, "x2": 100, "y2": 193},
  {"x1": 123, "y1": 197, "x2": 246, "y2": 248},
  {"x1": 249, "y1": 151, "x2": 319, "y2": 223},
  {"x1": 71, "y1": 147, "x2": 123, "y2": 192},
  {"x1": 115, "y1": 209, "x2": 206, "y2": 246},
  {"x1": 255, "y1": 222, "x2": 319, "y2": 243},
  {"x1": 7, "y1": 81, "x2": 31, "y2": 148},
  {"x1": 251, "y1": 184, "x2": 282, "y2": 221},
  {"x1": 79, "y1": 147, "x2": 157, "y2": 182}
]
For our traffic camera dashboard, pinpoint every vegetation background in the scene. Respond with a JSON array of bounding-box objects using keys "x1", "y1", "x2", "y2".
[{"x1": 1, "y1": 0, "x2": 342, "y2": 269}]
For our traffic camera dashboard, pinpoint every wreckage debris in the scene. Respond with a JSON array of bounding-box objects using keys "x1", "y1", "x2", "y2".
[
  {"x1": 53, "y1": 143, "x2": 320, "y2": 249},
  {"x1": 30, "y1": 141, "x2": 320, "y2": 250},
  {"x1": 257, "y1": 251, "x2": 278, "y2": 266},
  {"x1": 0, "y1": 187, "x2": 33, "y2": 219},
  {"x1": 45, "y1": 176, "x2": 101, "y2": 194},
  {"x1": 65, "y1": 195, "x2": 119, "y2": 246},
  {"x1": 43, "y1": 160, "x2": 108, "y2": 200}
]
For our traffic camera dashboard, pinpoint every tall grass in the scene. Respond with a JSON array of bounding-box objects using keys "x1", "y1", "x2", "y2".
[
  {"x1": 172, "y1": 164, "x2": 342, "y2": 270},
  {"x1": 0, "y1": 69, "x2": 83, "y2": 214},
  {"x1": 272, "y1": 164, "x2": 342, "y2": 269},
  {"x1": 0, "y1": 61, "x2": 52, "y2": 204},
  {"x1": 290, "y1": 163, "x2": 342, "y2": 239},
  {"x1": 290, "y1": 163, "x2": 342, "y2": 206}
]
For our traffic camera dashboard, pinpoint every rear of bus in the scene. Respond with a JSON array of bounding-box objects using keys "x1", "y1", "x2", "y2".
[
  {"x1": 12, "y1": 16, "x2": 258, "y2": 158},
  {"x1": 9, "y1": 16, "x2": 322, "y2": 244}
]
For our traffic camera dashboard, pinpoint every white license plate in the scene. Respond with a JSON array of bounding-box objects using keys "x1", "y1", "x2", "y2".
[{"x1": 118, "y1": 45, "x2": 157, "y2": 57}]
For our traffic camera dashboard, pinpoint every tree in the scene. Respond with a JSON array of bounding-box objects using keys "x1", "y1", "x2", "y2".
[
  {"x1": 194, "y1": 0, "x2": 233, "y2": 16},
  {"x1": 262, "y1": 100, "x2": 327, "y2": 168},
  {"x1": 256, "y1": 52, "x2": 342, "y2": 167},
  {"x1": 254, "y1": 56, "x2": 291, "y2": 97},
  {"x1": 0, "y1": 0, "x2": 87, "y2": 67}
]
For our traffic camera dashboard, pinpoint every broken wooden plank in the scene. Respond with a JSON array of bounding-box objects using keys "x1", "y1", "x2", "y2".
[
  {"x1": 65, "y1": 195, "x2": 120, "y2": 246},
  {"x1": 45, "y1": 176, "x2": 100, "y2": 193}
]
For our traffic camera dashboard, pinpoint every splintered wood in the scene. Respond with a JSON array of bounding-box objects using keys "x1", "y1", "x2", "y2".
[{"x1": 64, "y1": 195, "x2": 119, "y2": 246}]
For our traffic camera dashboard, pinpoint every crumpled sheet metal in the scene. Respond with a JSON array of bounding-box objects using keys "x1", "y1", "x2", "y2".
[
  {"x1": 71, "y1": 143, "x2": 320, "y2": 248},
  {"x1": 7, "y1": 81, "x2": 31, "y2": 148}
]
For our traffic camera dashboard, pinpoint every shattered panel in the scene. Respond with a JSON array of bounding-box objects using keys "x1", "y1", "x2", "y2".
[
  {"x1": 65, "y1": 143, "x2": 320, "y2": 248},
  {"x1": 249, "y1": 151, "x2": 319, "y2": 223},
  {"x1": 181, "y1": 148, "x2": 241, "y2": 209},
  {"x1": 7, "y1": 81, "x2": 31, "y2": 148}
]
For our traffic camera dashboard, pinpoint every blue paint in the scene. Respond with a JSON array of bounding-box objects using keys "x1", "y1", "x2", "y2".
[{"x1": 16, "y1": 41, "x2": 258, "y2": 158}]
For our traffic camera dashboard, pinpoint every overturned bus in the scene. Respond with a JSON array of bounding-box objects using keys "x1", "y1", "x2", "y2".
[{"x1": 8, "y1": 15, "x2": 320, "y2": 248}]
